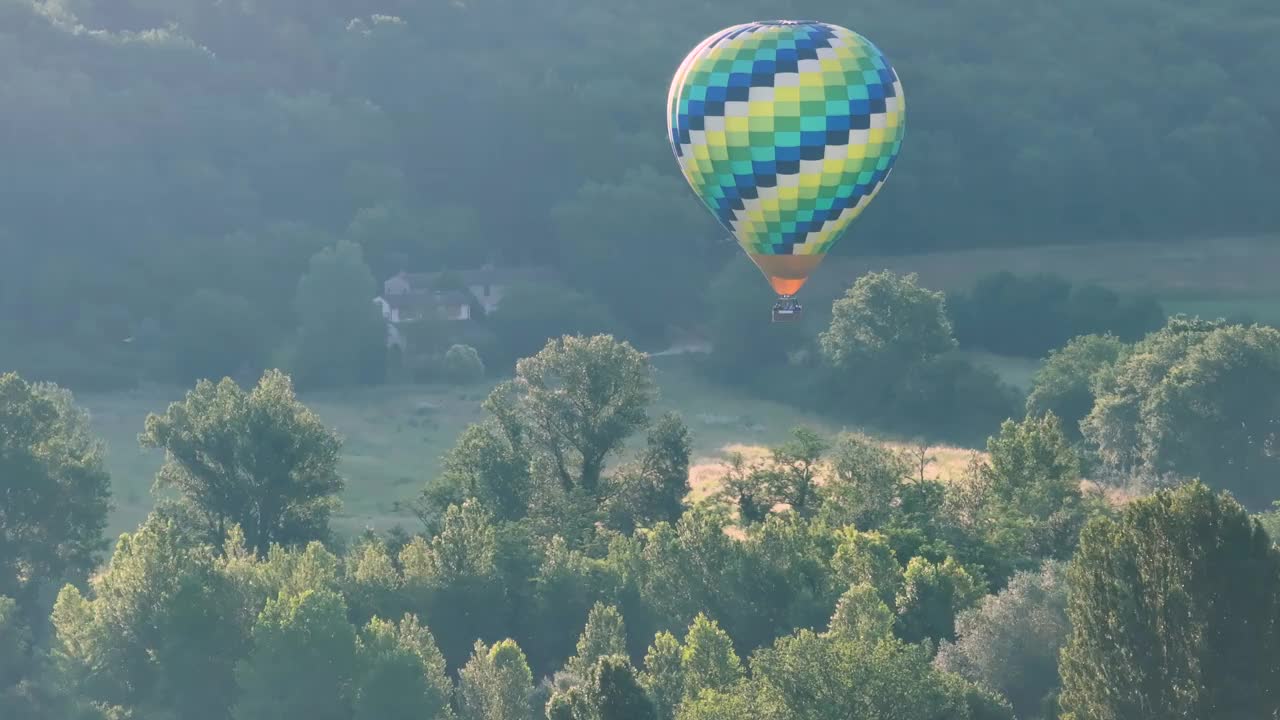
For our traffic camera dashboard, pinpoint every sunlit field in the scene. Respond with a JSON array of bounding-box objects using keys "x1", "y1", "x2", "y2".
[{"x1": 80, "y1": 236, "x2": 1280, "y2": 539}]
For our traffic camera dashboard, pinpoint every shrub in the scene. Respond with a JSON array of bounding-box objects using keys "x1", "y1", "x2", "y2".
[{"x1": 441, "y1": 344, "x2": 486, "y2": 383}]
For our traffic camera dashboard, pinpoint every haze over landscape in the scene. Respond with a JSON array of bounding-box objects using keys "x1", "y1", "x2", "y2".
[{"x1": 2, "y1": 1, "x2": 1280, "y2": 719}]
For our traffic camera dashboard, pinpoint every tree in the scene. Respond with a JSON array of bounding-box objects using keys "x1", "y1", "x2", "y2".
[
  {"x1": 979, "y1": 413, "x2": 1086, "y2": 562},
  {"x1": 819, "y1": 271, "x2": 957, "y2": 393},
  {"x1": 895, "y1": 556, "x2": 984, "y2": 644},
  {"x1": 400, "y1": 500, "x2": 505, "y2": 670},
  {"x1": 703, "y1": 256, "x2": 809, "y2": 381},
  {"x1": 603, "y1": 413, "x2": 692, "y2": 533},
  {"x1": 1139, "y1": 324, "x2": 1280, "y2": 507},
  {"x1": 513, "y1": 335, "x2": 655, "y2": 496},
  {"x1": 1080, "y1": 317, "x2": 1219, "y2": 475},
  {"x1": 0, "y1": 596, "x2": 28, "y2": 692},
  {"x1": 582, "y1": 656, "x2": 656, "y2": 720},
  {"x1": 486, "y1": 284, "x2": 622, "y2": 370},
  {"x1": 421, "y1": 383, "x2": 535, "y2": 525},
  {"x1": 1059, "y1": 482, "x2": 1280, "y2": 719},
  {"x1": 1081, "y1": 319, "x2": 1280, "y2": 507},
  {"x1": 0, "y1": 374, "x2": 110, "y2": 618},
  {"x1": 566, "y1": 603, "x2": 628, "y2": 679},
  {"x1": 234, "y1": 588, "x2": 358, "y2": 720},
  {"x1": 343, "y1": 539, "x2": 404, "y2": 628},
  {"x1": 679, "y1": 615, "x2": 742, "y2": 702},
  {"x1": 747, "y1": 629, "x2": 968, "y2": 720},
  {"x1": 830, "y1": 530, "x2": 903, "y2": 608},
  {"x1": 292, "y1": 239, "x2": 387, "y2": 389},
  {"x1": 713, "y1": 454, "x2": 773, "y2": 526},
  {"x1": 170, "y1": 289, "x2": 270, "y2": 384},
  {"x1": 51, "y1": 516, "x2": 245, "y2": 720},
  {"x1": 1025, "y1": 334, "x2": 1126, "y2": 436},
  {"x1": 443, "y1": 344, "x2": 487, "y2": 383},
  {"x1": 825, "y1": 583, "x2": 895, "y2": 644},
  {"x1": 640, "y1": 632, "x2": 684, "y2": 720},
  {"x1": 140, "y1": 370, "x2": 344, "y2": 553},
  {"x1": 935, "y1": 561, "x2": 1069, "y2": 719},
  {"x1": 354, "y1": 614, "x2": 455, "y2": 720},
  {"x1": 458, "y1": 639, "x2": 536, "y2": 720},
  {"x1": 763, "y1": 427, "x2": 829, "y2": 518},
  {"x1": 820, "y1": 433, "x2": 912, "y2": 530},
  {"x1": 347, "y1": 203, "x2": 481, "y2": 279},
  {"x1": 552, "y1": 166, "x2": 718, "y2": 340}
]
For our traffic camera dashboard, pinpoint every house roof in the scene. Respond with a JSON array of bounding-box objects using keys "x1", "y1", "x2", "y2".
[
  {"x1": 394, "y1": 265, "x2": 555, "y2": 289},
  {"x1": 385, "y1": 289, "x2": 474, "y2": 309}
]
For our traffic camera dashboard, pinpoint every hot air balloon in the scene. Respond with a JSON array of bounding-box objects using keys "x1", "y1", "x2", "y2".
[{"x1": 667, "y1": 20, "x2": 905, "y2": 321}]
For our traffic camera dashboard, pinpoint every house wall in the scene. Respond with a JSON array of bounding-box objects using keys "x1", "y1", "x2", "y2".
[
  {"x1": 468, "y1": 283, "x2": 504, "y2": 315},
  {"x1": 385, "y1": 275, "x2": 412, "y2": 296}
]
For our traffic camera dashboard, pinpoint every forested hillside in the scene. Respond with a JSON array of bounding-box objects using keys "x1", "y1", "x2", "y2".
[
  {"x1": 4, "y1": 3, "x2": 1280, "y2": 718},
  {"x1": 2, "y1": 0, "x2": 1278, "y2": 386}
]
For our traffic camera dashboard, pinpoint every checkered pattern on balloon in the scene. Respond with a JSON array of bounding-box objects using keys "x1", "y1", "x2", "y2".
[{"x1": 668, "y1": 21, "x2": 905, "y2": 297}]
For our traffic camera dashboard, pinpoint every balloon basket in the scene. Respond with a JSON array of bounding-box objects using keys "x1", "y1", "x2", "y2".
[{"x1": 771, "y1": 296, "x2": 803, "y2": 323}]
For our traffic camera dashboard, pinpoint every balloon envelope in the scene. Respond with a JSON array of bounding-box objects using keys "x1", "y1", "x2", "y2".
[{"x1": 668, "y1": 21, "x2": 905, "y2": 296}]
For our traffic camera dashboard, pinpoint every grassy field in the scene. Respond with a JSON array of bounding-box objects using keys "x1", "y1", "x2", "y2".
[
  {"x1": 79, "y1": 236, "x2": 1280, "y2": 539},
  {"x1": 81, "y1": 356, "x2": 982, "y2": 539}
]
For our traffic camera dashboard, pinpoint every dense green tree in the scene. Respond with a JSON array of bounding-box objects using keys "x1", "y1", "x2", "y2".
[
  {"x1": 1081, "y1": 317, "x2": 1224, "y2": 475},
  {"x1": 607, "y1": 412, "x2": 692, "y2": 532},
  {"x1": 442, "y1": 344, "x2": 487, "y2": 383},
  {"x1": 1025, "y1": 334, "x2": 1126, "y2": 437},
  {"x1": 979, "y1": 413, "x2": 1087, "y2": 562},
  {"x1": 831, "y1": 530, "x2": 903, "y2": 608},
  {"x1": 819, "y1": 272, "x2": 962, "y2": 423},
  {"x1": 820, "y1": 271, "x2": 957, "y2": 379},
  {"x1": 825, "y1": 583, "x2": 895, "y2": 644},
  {"x1": 820, "y1": 433, "x2": 912, "y2": 530},
  {"x1": 948, "y1": 272, "x2": 1162, "y2": 358},
  {"x1": 565, "y1": 603, "x2": 628, "y2": 679},
  {"x1": 640, "y1": 631, "x2": 684, "y2": 720},
  {"x1": 292, "y1": 239, "x2": 387, "y2": 389},
  {"x1": 746, "y1": 629, "x2": 968, "y2": 720},
  {"x1": 421, "y1": 382, "x2": 535, "y2": 526},
  {"x1": 347, "y1": 203, "x2": 481, "y2": 280},
  {"x1": 524, "y1": 535, "x2": 625, "y2": 676},
  {"x1": 353, "y1": 614, "x2": 455, "y2": 720},
  {"x1": 0, "y1": 595, "x2": 68, "y2": 717},
  {"x1": 1059, "y1": 482, "x2": 1280, "y2": 719},
  {"x1": 895, "y1": 556, "x2": 985, "y2": 644},
  {"x1": 935, "y1": 561, "x2": 1069, "y2": 719},
  {"x1": 0, "y1": 374, "x2": 110, "y2": 617},
  {"x1": 1082, "y1": 319, "x2": 1280, "y2": 507},
  {"x1": 633, "y1": 509, "x2": 753, "y2": 643},
  {"x1": 0, "y1": 596, "x2": 28, "y2": 693},
  {"x1": 679, "y1": 614, "x2": 742, "y2": 702},
  {"x1": 140, "y1": 370, "x2": 344, "y2": 552},
  {"x1": 51, "y1": 516, "x2": 244, "y2": 720},
  {"x1": 712, "y1": 453, "x2": 773, "y2": 526},
  {"x1": 400, "y1": 500, "x2": 506, "y2": 670},
  {"x1": 458, "y1": 639, "x2": 536, "y2": 720},
  {"x1": 234, "y1": 588, "x2": 358, "y2": 720},
  {"x1": 673, "y1": 686, "x2": 757, "y2": 720},
  {"x1": 581, "y1": 655, "x2": 656, "y2": 720},
  {"x1": 513, "y1": 335, "x2": 655, "y2": 496},
  {"x1": 761, "y1": 427, "x2": 829, "y2": 518},
  {"x1": 342, "y1": 539, "x2": 404, "y2": 628}
]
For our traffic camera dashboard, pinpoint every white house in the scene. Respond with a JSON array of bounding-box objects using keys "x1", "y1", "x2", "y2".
[{"x1": 383, "y1": 264, "x2": 555, "y2": 317}]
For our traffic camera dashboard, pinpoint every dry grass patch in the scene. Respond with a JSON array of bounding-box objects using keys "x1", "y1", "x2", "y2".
[{"x1": 686, "y1": 439, "x2": 987, "y2": 506}]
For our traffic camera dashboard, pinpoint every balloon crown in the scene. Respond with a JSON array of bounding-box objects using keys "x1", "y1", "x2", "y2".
[{"x1": 755, "y1": 20, "x2": 820, "y2": 26}]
